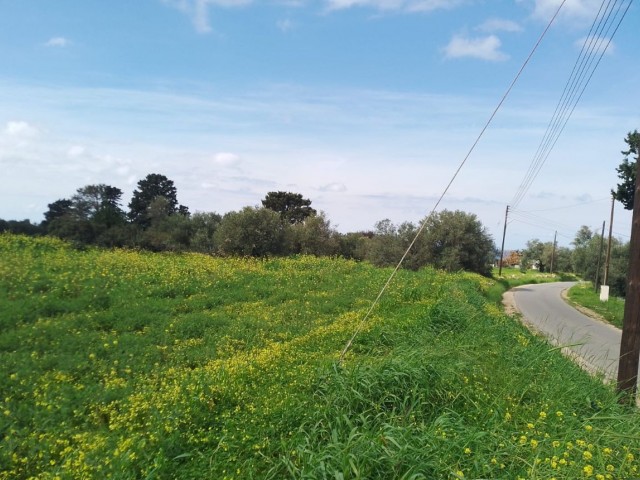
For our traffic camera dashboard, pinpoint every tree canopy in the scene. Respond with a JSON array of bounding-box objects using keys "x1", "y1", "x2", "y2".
[
  {"x1": 570, "y1": 225, "x2": 629, "y2": 296},
  {"x1": 215, "y1": 207, "x2": 289, "y2": 257},
  {"x1": 43, "y1": 199, "x2": 73, "y2": 226},
  {"x1": 612, "y1": 130, "x2": 640, "y2": 210},
  {"x1": 128, "y1": 173, "x2": 180, "y2": 226},
  {"x1": 262, "y1": 191, "x2": 316, "y2": 224},
  {"x1": 417, "y1": 210, "x2": 496, "y2": 277},
  {"x1": 362, "y1": 211, "x2": 496, "y2": 276},
  {"x1": 40, "y1": 185, "x2": 127, "y2": 245},
  {"x1": 72, "y1": 184, "x2": 126, "y2": 229}
]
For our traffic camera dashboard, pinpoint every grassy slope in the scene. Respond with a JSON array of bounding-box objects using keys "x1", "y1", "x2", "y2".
[
  {"x1": 1, "y1": 234, "x2": 639, "y2": 479},
  {"x1": 567, "y1": 283, "x2": 625, "y2": 329}
]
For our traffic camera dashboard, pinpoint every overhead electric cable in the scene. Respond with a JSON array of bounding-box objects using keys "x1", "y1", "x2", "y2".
[
  {"x1": 518, "y1": 197, "x2": 610, "y2": 213},
  {"x1": 510, "y1": 210, "x2": 576, "y2": 231},
  {"x1": 510, "y1": 0, "x2": 619, "y2": 207},
  {"x1": 612, "y1": 230, "x2": 631, "y2": 239},
  {"x1": 509, "y1": 0, "x2": 633, "y2": 209},
  {"x1": 338, "y1": 0, "x2": 568, "y2": 363},
  {"x1": 510, "y1": 221, "x2": 572, "y2": 239},
  {"x1": 512, "y1": 213, "x2": 572, "y2": 230},
  {"x1": 511, "y1": 0, "x2": 610, "y2": 207}
]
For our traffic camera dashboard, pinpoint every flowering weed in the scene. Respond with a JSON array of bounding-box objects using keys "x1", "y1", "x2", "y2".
[{"x1": 1, "y1": 234, "x2": 639, "y2": 479}]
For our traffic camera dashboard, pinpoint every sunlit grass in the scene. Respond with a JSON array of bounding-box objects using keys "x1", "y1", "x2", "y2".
[
  {"x1": 567, "y1": 282, "x2": 625, "y2": 329},
  {"x1": 1, "y1": 234, "x2": 638, "y2": 479}
]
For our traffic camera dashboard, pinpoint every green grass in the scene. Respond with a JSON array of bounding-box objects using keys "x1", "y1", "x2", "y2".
[
  {"x1": 1, "y1": 234, "x2": 639, "y2": 479},
  {"x1": 567, "y1": 282, "x2": 625, "y2": 329}
]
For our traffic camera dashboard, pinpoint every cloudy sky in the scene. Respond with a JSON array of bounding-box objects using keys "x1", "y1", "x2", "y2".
[{"x1": 1, "y1": 0, "x2": 638, "y2": 249}]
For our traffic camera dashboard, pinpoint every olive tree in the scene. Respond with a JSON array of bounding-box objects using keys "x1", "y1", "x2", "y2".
[
  {"x1": 414, "y1": 210, "x2": 496, "y2": 276},
  {"x1": 214, "y1": 207, "x2": 290, "y2": 257}
]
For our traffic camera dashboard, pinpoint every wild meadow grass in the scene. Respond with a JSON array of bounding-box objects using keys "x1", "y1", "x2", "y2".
[
  {"x1": 1, "y1": 234, "x2": 639, "y2": 479},
  {"x1": 567, "y1": 283, "x2": 625, "y2": 329}
]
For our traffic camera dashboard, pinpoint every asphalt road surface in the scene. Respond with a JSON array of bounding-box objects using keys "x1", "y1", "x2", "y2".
[{"x1": 510, "y1": 282, "x2": 622, "y2": 381}]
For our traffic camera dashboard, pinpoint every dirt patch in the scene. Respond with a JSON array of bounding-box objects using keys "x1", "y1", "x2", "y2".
[{"x1": 501, "y1": 289, "x2": 519, "y2": 316}]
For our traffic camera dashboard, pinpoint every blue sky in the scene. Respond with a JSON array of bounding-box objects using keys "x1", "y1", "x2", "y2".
[{"x1": 1, "y1": 0, "x2": 638, "y2": 249}]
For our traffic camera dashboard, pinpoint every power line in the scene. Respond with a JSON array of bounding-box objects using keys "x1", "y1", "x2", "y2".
[
  {"x1": 338, "y1": 1, "x2": 569, "y2": 363},
  {"x1": 509, "y1": 0, "x2": 633, "y2": 209},
  {"x1": 511, "y1": 0, "x2": 623, "y2": 207},
  {"x1": 510, "y1": 210, "x2": 575, "y2": 231},
  {"x1": 613, "y1": 230, "x2": 631, "y2": 239},
  {"x1": 517, "y1": 197, "x2": 610, "y2": 213},
  {"x1": 509, "y1": 217, "x2": 573, "y2": 239}
]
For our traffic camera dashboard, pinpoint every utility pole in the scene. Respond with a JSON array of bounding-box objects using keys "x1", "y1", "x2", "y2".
[
  {"x1": 550, "y1": 231, "x2": 557, "y2": 274},
  {"x1": 603, "y1": 196, "x2": 615, "y2": 286},
  {"x1": 617, "y1": 157, "x2": 640, "y2": 403},
  {"x1": 498, "y1": 205, "x2": 509, "y2": 276},
  {"x1": 601, "y1": 196, "x2": 615, "y2": 301},
  {"x1": 594, "y1": 221, "x2": 605, "y2": 293}
]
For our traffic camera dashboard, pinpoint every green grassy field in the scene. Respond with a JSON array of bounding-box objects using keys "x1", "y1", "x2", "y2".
[
  {"x1": 567, "y1": 283, "x2": 625, "y2": 329},
  {"x1": 1, "y1": 234, "x2": 639, "y2": 479}
]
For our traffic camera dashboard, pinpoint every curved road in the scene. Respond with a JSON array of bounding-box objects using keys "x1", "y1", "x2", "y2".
[{"x1": 510, "y1": 282, "x2": 622, "y2": 381}]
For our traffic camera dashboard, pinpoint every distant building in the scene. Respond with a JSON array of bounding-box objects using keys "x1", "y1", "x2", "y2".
[{"x1": 501, "y1": 250, "x2": 523, "y2": 268}]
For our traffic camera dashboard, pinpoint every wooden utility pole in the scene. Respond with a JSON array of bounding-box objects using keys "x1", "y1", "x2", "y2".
[
  {"x1": 594, "y1": 221, "x2": 605, "y2": 292},
  {"x1": 498, "y1": 205, "x2": 509, "y2": 276},
  {"x1": 617, "y1": 157, "x2": 640, "y2": 403},
  {"x1": 550, "y1": 231, "x2": 557, "y2": 274},
  {"x1": 603, "y1": 196, "x2": 615, "y2": 286}
]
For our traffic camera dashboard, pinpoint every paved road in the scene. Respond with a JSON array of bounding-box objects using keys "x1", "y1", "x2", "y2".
[{"x1": 510, "y1": 282, "x2": 622, "y2": 381}]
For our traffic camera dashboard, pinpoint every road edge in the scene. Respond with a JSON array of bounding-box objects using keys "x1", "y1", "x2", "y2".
[{"x1": 501, "y1": 283, "x2": 616, "y2": 383}]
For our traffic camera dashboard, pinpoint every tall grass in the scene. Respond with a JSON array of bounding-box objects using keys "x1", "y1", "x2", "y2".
[{"x1": 1, "y1": 234, "x2": 638, "y2": 479}]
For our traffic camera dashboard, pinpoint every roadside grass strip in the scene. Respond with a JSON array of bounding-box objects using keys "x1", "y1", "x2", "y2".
[{"x1": 567, "y1": 283, "x2": 625, "y2": 329}]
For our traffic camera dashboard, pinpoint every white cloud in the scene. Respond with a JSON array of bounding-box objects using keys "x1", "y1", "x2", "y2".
[
  {"x1": 443, "y1": 34, "x2": 508, "y2": 61},
  {"x1": 161, "y1": 0, "x2": 251, "y2": 33},
  {"x1": 213, "y1": 152, "x2": 241, "y2": 166},
  {"x1": 575, "y1": 35, "x2": 615, "y2": 55},
  {"x1": 67, "y1": 145, "x2": 86, "y2": 157},
  {"x1": 522, "y1": 0, "x2": 604, "y2": 21},
  {"x1": 162, "y1": 0, "x2": 465, "y2": 31},
  {"x1": 477, "y1": 18, "x2": 523, "y2": 33},
  {"x1": 45, "y1": 37, "x2": 71, "y2": 47},
  {"x1": 0, "y1": 79, "x2": 632, "y2": 245},
  {"x1": 4, "y1": 121, "x2": 38, "y2": 137},
  {"x1": 325, "y1": 0, "x2": 464, "y2": 12},
  {"x1": 277, "y1": 18, "x2": 295, "y2": 32},
  {"x1": 319, "y1": 182, "x2": 347, "y2": 192}
]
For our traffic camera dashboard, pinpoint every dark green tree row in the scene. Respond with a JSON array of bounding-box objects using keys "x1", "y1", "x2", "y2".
[
  {"x1": 360, "y1": 211, "x2": 497, "y2": 277},
  {"x1": 3, "y1": 127, "x2": 636, "y2": 281},
  {"x1": 0, "y1": 173, "x2": 497, "y2": 276}
]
